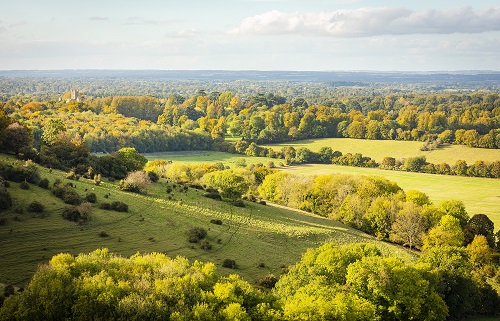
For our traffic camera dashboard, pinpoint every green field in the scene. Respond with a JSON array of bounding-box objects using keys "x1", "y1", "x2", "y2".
[
  {"x1": 264, "y1": 138, "x2": 500, "y2": 164},
  {"x1": 286, "y1": 164, "x2": 500, "y2": 227},
  {"x1": 0, "y1": 160, "x2": 413, "y2": 287},
  {"x1": 145, "y1": 150, "x2": 500, "y2": 228},
  {"x1": 144, "y1": 150, "x2": 278, "y2": 166}
]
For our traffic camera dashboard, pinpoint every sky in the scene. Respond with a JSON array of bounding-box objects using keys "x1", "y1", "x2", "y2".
[{"x1": 0, "y1": 0, "x2": 499, "y2": 71}]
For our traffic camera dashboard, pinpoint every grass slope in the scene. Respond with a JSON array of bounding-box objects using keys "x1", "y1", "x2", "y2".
[
  {"x1": 0, "y1": 160, "x2": 413, "y2": 287},
  {"x1": 264, "y1": 138, "x2": 500, "y2": 164},
  {"x1": 145, "y1": 150, "x2": 500, "y2": 227}
]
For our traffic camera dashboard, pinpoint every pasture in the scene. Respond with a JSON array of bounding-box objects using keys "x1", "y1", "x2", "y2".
[
  {"x1": 0, "y1": 160, "x2": 412, "y2": 287},
  {"x1": 145, "y1": 150, "x2": 500, "y2": 228},
  {"x1": 286, "y1": 164, "x2": 500, "y2": 227},
  {"x1": 264, "y1": 138, "x2": 500, "y2": 164}
]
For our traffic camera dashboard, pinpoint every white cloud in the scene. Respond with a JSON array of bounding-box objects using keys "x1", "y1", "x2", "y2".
[{"x1": 230, "y1": 6, "x2": 500, "y2": 37}]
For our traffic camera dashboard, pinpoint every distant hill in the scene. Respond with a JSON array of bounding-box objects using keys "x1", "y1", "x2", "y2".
[{"x1": 1, "y1": 69, "x2": 499, "y2": 84}]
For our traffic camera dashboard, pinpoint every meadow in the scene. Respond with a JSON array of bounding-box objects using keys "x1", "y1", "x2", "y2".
[
  {"x1": 145, "y1": 150, "x2": 500, "y2": 228},
  {"x1": 264, "y1": 138, "x2": 500, "y2": 164},
  {"x1": 0, "y1": 158, "x2": 413, "y2": 287}
]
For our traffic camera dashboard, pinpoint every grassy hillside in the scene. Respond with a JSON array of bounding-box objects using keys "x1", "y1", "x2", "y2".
[
  {"x1": 263, "y1": 138, "x2": 500, "y2": 164},
  {"x1": 0, "y1": 158, "x2": 413, "y2": 287},
  {"x1": 144, "y1": 151, "x2": 500, "y2": 228}
]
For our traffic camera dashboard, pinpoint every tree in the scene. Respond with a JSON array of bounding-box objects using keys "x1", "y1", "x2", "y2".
[
  {"x1": 464, "y1": 214, "x2": 495, "y2": 247},
  {"x1": 41, "y1": 118, "x2": 66, "y2": 146},
  {"x1": 405, "y1": 190, "x2": 431, "y2": 206},
  {"x1": 346, "y1": 256, "x2": 448, "y2": 321},
  {"x1": 202, "y1": 169, "x2": 250, "y2": 201},
  {"x1": 3, "y1": 123, "x2": 33, "y2": 154},
  {"x1": 439, "y1": 200, "x2": 469, "y2": 228},
  {"x1": 116, "y1": 147, "x2": 147, "y2": 172},
  {"x1": 422, "y1": 215, "x2": 464, "y2": 250},
  {"x1": 119, "y1": 170, "x2": 151, "y2": 193},
  {"x1": 390, "y1": 202, "x2": 425, "y2": 250}
]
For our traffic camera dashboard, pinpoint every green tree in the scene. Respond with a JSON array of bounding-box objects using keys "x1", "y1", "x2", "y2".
[
  {"x1": 346, "y1": 256, "x2": 448, "y2": 321},
  {"x1": 202, "y1": 169, "x2": 250, "y2": 201},
  {"x1": 42, "y1": 118, "x2": 66, "y2": 146},
  {"x1": 390, "y1": 202, "x2": 425, "y2": 250},
  {"x1": 3, "y1": 122, "x2": 33, "y2": 154},
  {"x1": 116, "y1": 147, "x2": 148, "y2": 172},
  {"x1": 464, "y1": 214, "x2": 495, "y2": 247},
  {"x1": 439, "y1": 200, "x2": 469, "y2": 228},
  {"x1": 422, "y1": 215, "x2": 464, "y2": 250}
]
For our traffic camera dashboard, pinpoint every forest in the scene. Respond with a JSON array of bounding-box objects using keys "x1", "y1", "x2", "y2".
[{"x1": 0, "y1": 74, "x2": 500, "y2": 320}]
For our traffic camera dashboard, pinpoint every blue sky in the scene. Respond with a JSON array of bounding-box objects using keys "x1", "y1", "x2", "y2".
[{"x1": 0, "y1": 0, "x2": 499, "y2": 71}]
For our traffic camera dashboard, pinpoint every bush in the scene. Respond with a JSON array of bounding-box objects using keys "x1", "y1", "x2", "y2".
[
  {"x1": 187, "y1": 227, "x2": 207, "y2": 243},
  {"x1": 65, "y1": 170, "x2": 80, "y2": 181},
  {"x1": 119, "y1": 171, "x2": 151, "y2": 194},
  {"x1": 0, "y1": 190, "x2": 12, "y2": 210},
  {"x1": 147, "y1": 171, "x2": 159, "y2": 183},
  {"x1": 99, "y1": 202, "x2": 112, "y2": 210},
  {"x1": 222, "y1": 259, "x2": 236, "y2": 269},
  {"x1": 111, "y1": 201, "x2": 128, "y2": 212},
  {"x1": 63, "y1": 190, "x2": 82, "y2": 205},
  {"x1": 257, "y1": 274, "x2": 278, "y2": 289},
  {"x1": 27, "y1": 201, "x2": 44, "y2": 213},
  {"x1": 85, "y1": 193, "x2": 97, "y2": 203},
  {"x1": 203, "y1": 191, "x2": 222, "y2": 201},
  {"x1": 62, "y1": 206, "x2": 81, "y2": 222},
  {"x1": 99, "y1": 201, "x2": 128, "y2": 212},
  {"x1": 38, "y1": 178, "x2": 49, "y2": 189},
  {"x1": 231, "y1": 199, "x2": 245, "y2": 207},
  {"x1": 20, "y1": 181, "x2": 30, "y2": 190},
  {"x1": 210, "y1": 219, "x2": 223, "y2": 225},
  {"x1": 200, "y1": 239, "x2": 212, "y2": 250},
  {"x1": 98, "y1": 231, "x2": 109, "y2": 237}
]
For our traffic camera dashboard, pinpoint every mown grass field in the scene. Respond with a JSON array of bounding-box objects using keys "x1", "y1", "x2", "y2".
[
  {"x1": 0, "y1": 157, "x2": 413, "y2": 287},
  {"x1": 264, "y1": 138, "x2": 500, "y2": 164},
  {"x1": 144, "y1": 150, "x2": 278, "y2": 166},
  {"x1": 145, "y1": 150, "x2": 500, "y2": 228}
]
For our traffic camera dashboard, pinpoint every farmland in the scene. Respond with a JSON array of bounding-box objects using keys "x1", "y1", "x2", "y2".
[{"x1": 264, "y1": 138, "x2": 500, "y2": 165}]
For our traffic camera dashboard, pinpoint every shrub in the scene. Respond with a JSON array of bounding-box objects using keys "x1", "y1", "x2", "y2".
[
  {"x1": 200, "y1": 239, "x2": 212, "y2": 250},
  {"x1": 258, "y1": 200, "x2": 267, "y2": 205},
  {"x1": 62, "y1": 203, "x2": 93, "y2": 222},
  {"x1": 62, "y1": 207, "x2": 81, "y2": 222},
  {"x1": 27, "y1": 201, "x2": 44, "y2": 213},
  {"x1": 63, "y1": 190, "x2": 82, "y2": 205},
  {"x1": 203, "y1": 191, "x2": 222, "y2": 201},
  {"x1": 98, "y1": 231, "x2": 109, "y2": 237},
  {"x1": 0, "y1": 190, "x2": 12, "y2": 210},
  {"x1": 65, "y1": 170, "x2": 79, "y2": 180},
  {"x1": 85, "y1": 193, "x2": 97, "y2": 203},
  {"x1": 20, "y1": 181, "x2": 30, "y2": 190},
  {"x1": 231, "y1": 199, "x2": 245, "y2": 207},
  {"x1": 187, "y1": 227, "x2": 207, "y2": 243},
  {"x1": 222, "y1": 259, "x2": 236, "y2": 269},
  {"x1": 210, "y1": 219, "x2": 223, "y2": 225},
  {"x1": 99, "y1": 202, "x2": 112, "y2": 210},
  {"x1": 147, "y1": 171, "x2": 159, "y2": 183},
  {"x1": 111, "y1": 201, "x2": 128, "y2": 212},
  {"x1": 38, "y1": 178, "x2": 49, "y2": 189},
  {"x1": 119, "y1": 171, "x2": 151, "y2": 194},
  {"x1": 257, "y1": 274, "x2": 278, "y2": 289}
]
